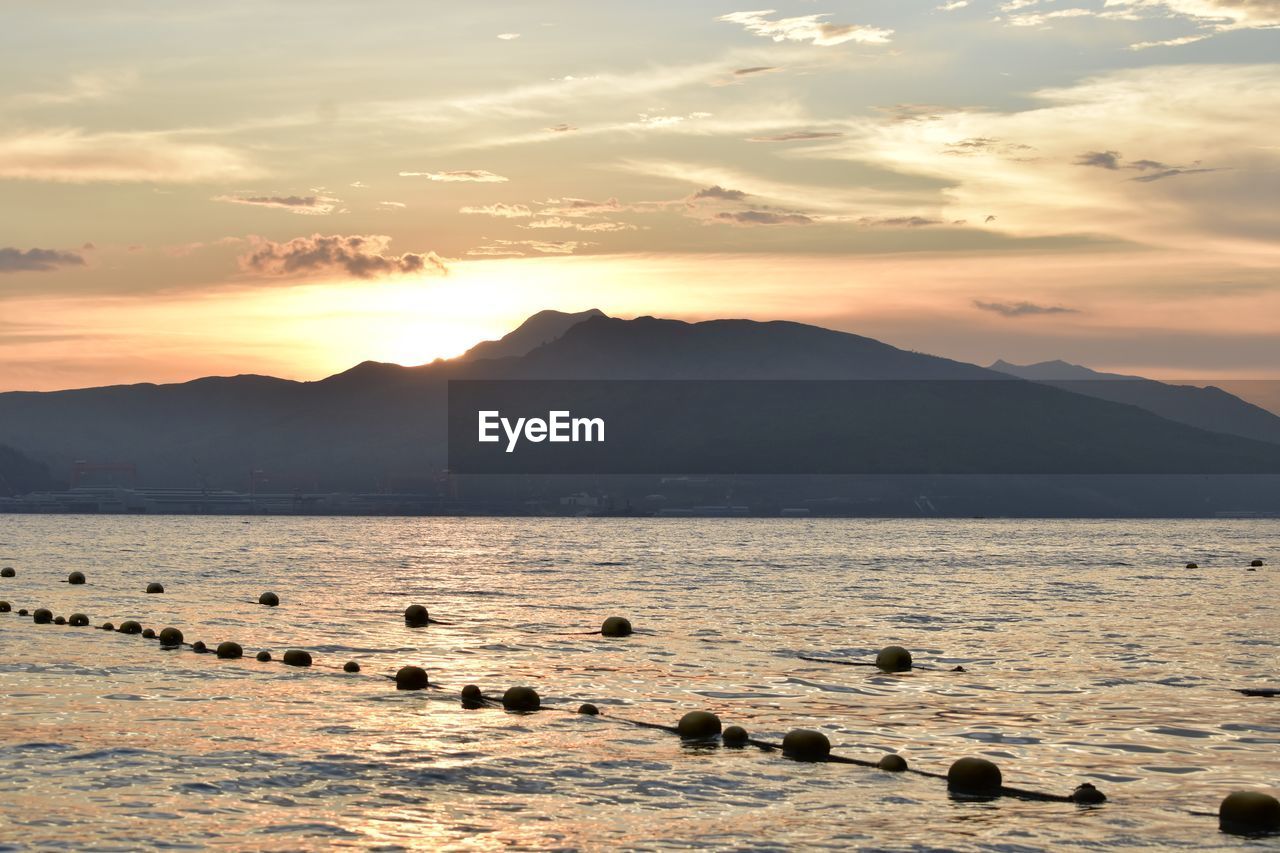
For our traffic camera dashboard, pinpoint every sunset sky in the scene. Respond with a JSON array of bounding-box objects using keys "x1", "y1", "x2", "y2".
[{"x1": 2, "y1": 1, "x2": 1277, "y2": 391}]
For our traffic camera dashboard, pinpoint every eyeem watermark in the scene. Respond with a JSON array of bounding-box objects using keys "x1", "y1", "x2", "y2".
[{"x1": 478, "y1": 410, "x2": 605, "y2": 453}]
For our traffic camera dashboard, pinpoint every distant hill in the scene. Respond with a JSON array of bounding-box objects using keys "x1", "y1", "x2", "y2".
[
  {"x1": 990, "y1": 359, "x2": 1280, "y2": 445},
  {"x1": 2, "y1": 312, "x2": 1280, "y2": 492}
]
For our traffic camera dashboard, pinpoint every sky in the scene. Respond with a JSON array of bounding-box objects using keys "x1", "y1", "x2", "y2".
[{"x1": 1, "y1": 0, "x2": 1277, "y2": 391}]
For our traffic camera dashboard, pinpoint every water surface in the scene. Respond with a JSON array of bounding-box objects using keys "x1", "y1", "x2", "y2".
[{"x1": 0, "y1": 517, "x2": 1276, "y2": 850}]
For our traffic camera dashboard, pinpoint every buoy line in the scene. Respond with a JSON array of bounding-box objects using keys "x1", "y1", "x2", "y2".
[{"x1": 3, "y1": 596, "x2": 1279, "y2": 834}]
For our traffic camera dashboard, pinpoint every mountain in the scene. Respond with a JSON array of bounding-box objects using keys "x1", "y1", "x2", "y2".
[
  {"x1": 0, "y1": 444, "x2": 53, "y2": 495},
  {"x1": 990, "y1": 359, "x2": 1280, "y2": 445},
  {"x1": 458, "y1": 308, "x2": 606, "y2": 362},
  {"x1": 2, "y1": 312, "x2": 1280, "y2": 494}
]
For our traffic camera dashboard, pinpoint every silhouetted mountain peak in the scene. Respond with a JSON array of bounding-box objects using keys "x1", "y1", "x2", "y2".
[
  {"x1": 460, "y1": 308, "x2": 606, "y2": 362},
  {"x1": 990, "y1": 359, "x2": 1139, "y2": 381}
]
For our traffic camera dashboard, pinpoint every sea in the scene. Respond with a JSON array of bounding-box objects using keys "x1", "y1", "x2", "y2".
[{"x1": 0, "y1": 516, "x2": 1276, "y2": 851}]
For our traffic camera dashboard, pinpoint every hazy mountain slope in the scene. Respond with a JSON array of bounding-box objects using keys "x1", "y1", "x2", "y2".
[{"x1": 991, "y1": 359, "x2": 1280, "y2": 444}]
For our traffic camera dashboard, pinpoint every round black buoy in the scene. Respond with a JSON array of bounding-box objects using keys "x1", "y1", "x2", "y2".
[
  {"x1": 1185, "y1": 562, "x2": 1198, "y2": 569},
  {"x1": 502, "y1": 686, "x2": 541, "y2": 712},
  {"x1": 256, "y1": 650, "x2": 271, "y2": 662},
  {"x1": 0, "y1": 567, "x2": 14, "y2": 577},
  {"x1": 878, "y1": 754, "x2": 909, "y2": 772},
  {"x1": 118, "y1": 620, "x2": 143, "y2": 635},
  {"x1": 948, "y1": 757, "x2": 1003, "y2": 795},
  {"x1": 67, "y1": 571, "x2": 86, "y2": 585},
  {"x1": 69, "y1": 613, "x2": 89, "y2": 627},
  {"x1": 216, "y1": 641, "x2": 243, "y2": 660},
  {"x1": 0, "y1": 601, "x2": 10, "y2": 613},
  {"x1": 1219, "y1": 790, "x2": 1280, "y2": 835},
  {"x1": 158, "y1": 627, "x2": 183, "y2": 647},
  {"x1": 282, "y1": 649, "x2": 312, "y2": 667},
  {"x1": 875, "y1": 645, "x2": 913, "y2": 673},
  {"x1": 601, "y1": 616, "x2": 633, "y2": 637},
  {"x1": 192, "y1": 641, "x2": 208, "y2": 653},
  {"x1": 577, "y1": 703, "x2": 599, "y2": 716},
  {"x1": 782, "y1": 729, "x2": 831, "y2": 761},
  {"x1": 722, "y1": 725, "x2": 749, "y2": 746},
  {"x1": 258, "y1": 591, "x2": 279, "y2": 607},
  {"x1": 403, "y1": 604, "x2": 429, "y2": 627},
  {"x1": 142, "y1": 628, "x2": 156, "y2": 639},
  {"x1": 97, "y1": 620, "x2": 110, "y2": 629},
  {"x1": 1251, "y1": 559, "x2": 1264, "y2": 567},
  {"x1": 677, "y1": 711, "x2": 722, "y2": 739},
  {"x1": 343, "y1": 661, "x2": 360, "y2": 673},
  {"x1": 18, "y1": 609, "x2": 29, "y2": 617},
  {"x1": 146, "y1": 582, "x2": 164, "y2": 594},
  {"x1": 33, "y1": 608, "x2": 53, "y2": 624},
  {"x1": 461, "y1": 684, "x2": 483, "y2": 702},
  {"x1": 1071, "y1": 782, "x2": 1107, "y2": 804},
  {"x1": 54, "y1": 616, "x2": 66, "y2": 625},
  {"x1": 395, "y1": 665, "x2": 429, "y2": 690}
]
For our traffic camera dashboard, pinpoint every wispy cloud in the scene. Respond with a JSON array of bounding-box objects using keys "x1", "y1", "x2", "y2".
[
  {"x1": 399, "y1": 169, "x2": 508, "y2": 182},
  {"x1": 460, "y1": 203, "x2": 533, "y2": 218},
  {"x1": 974, "y1": 299, "x2": 1079, "y2": 317},
  {"x1": 718, "y1": 10, "x2": 894, "y2": 46},
  {"x1": 213, "y1": 194, "x2": 340, "y2": 215},
  {"x1": 239, "y1": 234, "x2": 445, "y2": 280},
  {"x1": 497, "y1": 33, "x2": 521, "y2": 40},
  {"x1": 748, "y1": 130, "x2": 844, "y2": 142},
  {"x1": 522, "y1": 217, "x2": 637, "y2": 232},
  {"x1": 0, "y1": 247, "x2": 87, "y2": 273},
  {"x1": 0, "y1": 129, "x2": 258, "y2": 183},
  {"x1": 713, "y1": 210, "x2": 814, "y2": 226},
  {"x1": 466, "y1": 239, "x2": 589, "y2": 256}
]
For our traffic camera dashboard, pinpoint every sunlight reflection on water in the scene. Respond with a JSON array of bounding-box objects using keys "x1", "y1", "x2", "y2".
[{"x1": 0, "y1": 516, "x2": 1276, "y2": 850}]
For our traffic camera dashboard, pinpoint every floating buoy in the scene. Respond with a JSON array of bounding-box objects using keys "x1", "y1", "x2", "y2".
[
  {"x1": 98, "y1": 621, "x2": 111, "y2": 630},
  {"x1": 146, "y1": 583, "x2": 164, "y2": 594},
  {"x1": 601, "y1": 616, "x2": 633, "y2": 637},
  {"x1": 67, "y1": 571, "x2": 86, "y2": 585},
  {"x1": 192, "y1": 641, "x2": 208, "y2": 653},
  {"x1": 216, "y1": 642, "x2": 243, "y2": 660},
  {"x1": 395, "y1": 665, "x2": 429, "y2": 690},
  {"x1": 0, "y1": 601, "x2": 9, "y2": 613},
  {"x1": 158, "y1": 627, "x2": 183, "y2": 647},
  {"x1": 69, "y1": 613, "x2": 89, "y2": 627},
  {"x1": 256, "y1": 650, "x2": 271, "y2": 662},
  {"x1": 54, "y1": 616, "x2": 66, "y2": 625},
  {"x1": 33, "y1": 608, "x2": 53, "y2": 624},
  {"x1": 258, "y1": 591, "x2": 279, "y2": 607},
  {"x1": 0, "y1": 567, "x2": 14, "y2": 577},
  {"x1": 1071, "y1": 783, "x2": 1106, "y2": 804},
  {"x1": 282, "y1": 649, "x2": 312, "y2": 667},
  {"x1": 1219, "y1": 790, "x2": 1280, "y2": 835},
  {"x1": 879, "y1": 754, "x2": 908, "y2": 772},
  {"x1": 948, "y1": 757, "x2": 1003, "y2": 795},
  {"x1": 142, "y1": 628, "x2": 156, "y2": 639},
  {"x1": 118, "y1": 620, "x2": 143, "y2": 635},
  {"x1": 577, "y1": 703, "x2": 600, "y2": 715},
  {"x1": 875, "y1": 645, "x2": 913, "y2": 673},
  {"x1": 1251, "y1": 559, "x2": 1264, "y2": 567},
  {"x1": 722, "y1": 725, "x2": 749, "y2": 746},
  {"x1": 782, "y1": 729, "x2": 831, "y2": 762},
  {"x1": 1186, "y1": 562, "x2": 1198, "y2": 569},
  {"x1": 403, "y1": 604, "x2": 429, "y2": 626},
  {"x1": 502, "y1": 686, "x2": 541, "y2": 712},
  {"x1": 677, "y1": 711, "x2": 722, "y2": 739},
  {"x1": 343, "y1": 661, "x2": 360, "y2": 673},
  {"x1": 18, "y1": 609, "x2": 28, "y2": 617},
  {"x1": 461, "y1": 684, "x2": 483, "y2": 702}
]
